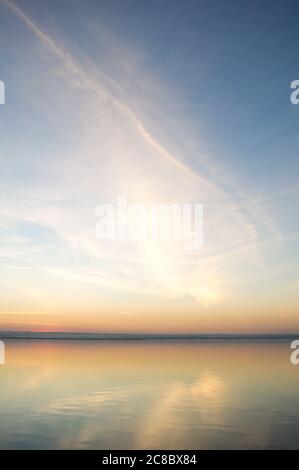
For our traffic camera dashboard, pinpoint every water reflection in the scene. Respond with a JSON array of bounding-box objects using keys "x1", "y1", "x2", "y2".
[{"x1": 0, "y1": 340, "x2": 298, "y2": 449}]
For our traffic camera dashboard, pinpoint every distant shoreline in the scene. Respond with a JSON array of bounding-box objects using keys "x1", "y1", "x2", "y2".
[{"x1": 0, "y1": 331, "x2": 297, "y2": 341}]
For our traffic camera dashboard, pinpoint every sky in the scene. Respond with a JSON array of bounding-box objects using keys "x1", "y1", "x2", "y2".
[{"x1": 0, "y1": 0, "x2": 298, "y2": 333}]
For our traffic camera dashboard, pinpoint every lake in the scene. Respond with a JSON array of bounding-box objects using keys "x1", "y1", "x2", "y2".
[{"x1": 0, "y1": 340, "x2": 298, "y2": 449}]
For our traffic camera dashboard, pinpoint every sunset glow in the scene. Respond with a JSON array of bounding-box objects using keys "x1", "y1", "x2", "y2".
[{"x1": 0, "y1": 0, "x2": 298, "y2": 334}]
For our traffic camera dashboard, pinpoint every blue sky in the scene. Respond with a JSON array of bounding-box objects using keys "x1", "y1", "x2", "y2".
[{"x1": 0, "y1": 0, "x2": 298, "y2": 332}]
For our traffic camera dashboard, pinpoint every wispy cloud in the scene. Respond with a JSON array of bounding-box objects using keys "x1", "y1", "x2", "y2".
[{"x1": 0, "y1": 0, "x2": 297, "y2": 332}]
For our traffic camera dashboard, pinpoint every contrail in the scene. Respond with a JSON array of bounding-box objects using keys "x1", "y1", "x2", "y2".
[
  {"x1": 1, "y1": 0, "x2": 200, "y2": 181},
  {"x1": 1, "y1": 0, "x2": 263, "y2": 243}
]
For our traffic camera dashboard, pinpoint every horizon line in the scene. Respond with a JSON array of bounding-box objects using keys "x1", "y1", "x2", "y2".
[{"x1": 0, "y1": 331, "x2": 298, "y2": 341}]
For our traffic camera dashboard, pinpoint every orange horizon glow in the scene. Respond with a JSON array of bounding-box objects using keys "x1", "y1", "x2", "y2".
[{"x1": 1, "y1": 306, "x2": 299, "y2": 334}]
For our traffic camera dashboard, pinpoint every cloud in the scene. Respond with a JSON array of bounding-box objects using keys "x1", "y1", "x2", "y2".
[{"x1": 0, "y1": 0, "x2": 288, "y2": 326}]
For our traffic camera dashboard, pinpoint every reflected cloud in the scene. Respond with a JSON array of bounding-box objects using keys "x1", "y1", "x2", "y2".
[
  {"x1": 135, "y1": 374, "x2": 227, "y2": 449},
  {"x1": 1, "y1": 341, "x2": 299, "y2": 449}
]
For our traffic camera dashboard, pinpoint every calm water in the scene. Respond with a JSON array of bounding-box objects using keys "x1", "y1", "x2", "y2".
[{"x1": 0, "y1": 340, "x2": 298, "y2": 449}]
